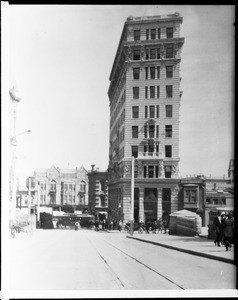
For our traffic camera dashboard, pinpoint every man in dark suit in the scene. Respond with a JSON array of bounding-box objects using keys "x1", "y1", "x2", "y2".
[{"x1": 213, "y1": 211, "x2": 224, "y2": 247}]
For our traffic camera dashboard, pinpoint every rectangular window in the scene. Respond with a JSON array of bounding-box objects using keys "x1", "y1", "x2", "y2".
[
  {"x1": 133, "y1": 49, "x2": 140, "y2": 60},
  {"x1": 150, "y1": 67, "x2": 155, "y2": 79},
  {"x1": 185, "y1": 190, "x2": 197, "y2": 202},
  {"x1": 158, "y1": 28, "x2": 161, "y2": 39},
  {"x1": 166, "y1": 27, "x2": 173, "y2": 38},
  {"x1": 131, "y1": 146, "x2": 138, "y2": 158},
  {"x1": 133, "y1": 68, "x2": 140, "y2": 80},
  {"x1": 145, "y1": 86, "x2": 148, "y2": 99},
  {"x1": 132, "y1": 126, "x2": 138, "y2": 138},
  {"x1": 150, "y1": 48, "x2": 156, "y2": 59},
  {"x1": 155, "y1": 166, "x2": 159, "y2": 178},
  {"x1": 134, "y1": 30, "x2": 140, "y2": 41},
  {"x1": 156, "y1": 125, "x2": 159, "y2": 138},
  {"x1": 133, "y1": 87, "x2": 139, "y2": 99},
  {"x1": 148, "y1": 166, "x2": 154, "y2": 178},
  {"x1": 146, "y1": 49, "x2": 149, "y2": 60},
  {"x1": 151, "y1": 29, "x2": 156, "y2": 39},
  {"x1": 165, "y1": 166, "x2": 172, "y2": 178},
  {"x1": 145, "y1": 67, "x2": 148, "y2": 79},
  {"x1": 221, "y1": 198, "x2": 226, "y2": 205},
  {"x1": 166, "y1": 85, "x2": 173, "y2": 98},
  {"x1": 156, "y1": 105, "x2": 159, "y2": 118},
  {"x1": 165, "y1": 145, "x2": 172, "y2": 157},
  {"x1": 156, "y1": 144, "x2": 159, "y2": 152},
  {"x1": 157, "y1": 66, "x2": 160, "y2": 79},
  {"x1": 162, "y1": 188, "x2": 171, "y2": 201},
  {"x1": 132, "y1": 106, "x2": 139, "y2": 118},
  {"x1": 206, "y1": 198, "x2": 211, "y2": 204},
  {"x1": 144, "y1": 145, "x2": 147, "y2": 152},
  {"x1": 166, "y1": 105, "x2": 172, "y2": 117},
  {"x1": 149, "y1": 106, "x2": 155, "y2": 118},
  {"x1": 166, "y1": 66, "x2": 173, "y2": 78},
  {"x1": 143, "y1": 166, "x2": 147, "y2": 178},
  {"x1": 157, "y1": 86, "x2": 160, "y2": 98},
  {"x1": 166, "y1": 47, "x2": 173, "y2": 58},
  {"x1": 145, "y1": 106, "x2": 148, "y2": 118},
  {"x1": 146, "y1": 29, "x2": 149, "y2": 40},
  {"x1": 149, "y1": 125, "x2": 154, "y2": 138},
  {"x1": 157, "y1": 48, "x2": 160, "y2": 59},
  {"x1": 165, "y1": 125, "x2": 172, "y2": 137},
  {"x1": 150, "y1": 86, "x2": 155, "y2": 98},
  {"x1": 144, "y1": 125, "x2": 147, "y2": 138}
]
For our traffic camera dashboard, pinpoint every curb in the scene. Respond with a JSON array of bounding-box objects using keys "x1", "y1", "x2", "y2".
[{"x1": 127, "y1": 236, "x2": 235, "y2": 265}]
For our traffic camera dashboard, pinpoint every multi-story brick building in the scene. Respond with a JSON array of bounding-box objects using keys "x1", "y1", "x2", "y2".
[
  {"x1": 33, "y1": 165, "x2": 89, "y2": 212},
  {"x1": 107, "y1": 13, "x2": 184, "y2": 224},
  {"x1": 87, "y1": 165, "x2": 108, "y2": 219}
]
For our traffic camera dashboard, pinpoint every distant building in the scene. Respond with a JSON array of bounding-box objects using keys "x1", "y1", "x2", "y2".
[
  {"x1": 32, "y1": 165, "x2": 89, "y2": 213},
  {"x1": 87, "y1": 165, "x2": 108, "y2": 219},
  {"x1": 107, "y1": 13, "x2": 184, "y2": 224},
  {"x1": 178, "y1": 160, "x2": 234, "y2": 226}
]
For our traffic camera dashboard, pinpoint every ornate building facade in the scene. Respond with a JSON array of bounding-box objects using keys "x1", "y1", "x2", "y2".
[
  {"x1": 33, "y1": 165, "x2": 89, "y2": 212},
  {"x1": 107, "y1": 13, "x2": 184, "y2": 224}
]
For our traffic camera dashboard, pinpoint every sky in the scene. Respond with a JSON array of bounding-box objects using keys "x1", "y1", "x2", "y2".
[{"x1": 3, "y1": 4, "x2": 235, "y2": 183}]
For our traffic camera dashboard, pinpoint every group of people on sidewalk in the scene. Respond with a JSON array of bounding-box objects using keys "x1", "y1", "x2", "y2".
[{"x1": 213, "y1": 211, "x2": 234, "y2": 251}]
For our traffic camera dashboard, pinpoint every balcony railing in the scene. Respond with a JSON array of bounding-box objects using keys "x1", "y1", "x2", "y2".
[{"x1": 138, "y1": 151, "x2": 164, "y2": 159}]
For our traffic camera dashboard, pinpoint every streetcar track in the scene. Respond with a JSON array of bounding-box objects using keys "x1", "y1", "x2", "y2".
[
  {"x1": 90, "y1": 236, "x2": 185, "y2": 290},
  {"x1": 88, "y1": 239, "x2": 125, "y2": 289}
]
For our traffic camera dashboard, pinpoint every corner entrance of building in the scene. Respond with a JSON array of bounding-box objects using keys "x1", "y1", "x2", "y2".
[{"x1": 144, "y1": 188, "x2": 157, "y2": 222}]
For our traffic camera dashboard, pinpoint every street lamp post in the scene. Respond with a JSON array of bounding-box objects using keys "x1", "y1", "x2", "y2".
[{"x1": 130, "y1": 156, "x2": 135, "y2": 236}]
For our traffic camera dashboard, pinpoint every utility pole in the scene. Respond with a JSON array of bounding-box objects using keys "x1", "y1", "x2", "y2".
[{"x1": 130, "y1": 156, "x2": 134, "y2": 236}]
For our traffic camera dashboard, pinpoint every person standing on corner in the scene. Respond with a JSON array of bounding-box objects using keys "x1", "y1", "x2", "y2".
[
  {"x1": 223, "y1": 212, "x2": 234, "y2": 251},
  {"x1": 213, "y1": 211, "x2": 223, "y2": 247}
]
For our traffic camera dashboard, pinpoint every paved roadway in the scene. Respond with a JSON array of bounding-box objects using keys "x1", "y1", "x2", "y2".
[{"x1": 9, "y1": 229, "x2": 236, "y2": 291}]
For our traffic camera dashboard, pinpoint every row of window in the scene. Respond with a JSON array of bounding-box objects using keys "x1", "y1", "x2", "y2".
[
  {"x1": 134, "y1": 27, "x2": 174, "y2": 41},
  {"x1": 133, "y1": 66, "x2": 173, "y2": 80},
  {"x1": 139, "y1": 165, "x2": 172, "y2": 178},
  {"x1": 132, "y1": 145, "x2": 172, "y2": 158},
  {"x1": 132, "y1": 124, "x2": 173, "y2": 139},
  {"x1": 132, "y1": 105, "x2": 173, "y2": 118},
  {"x1": 133, "y1": 85, "x2": 173, "y2": 99},
  {"x1": 132, "y1": 46, "x2": 174, "y2": 61},
  {"x1": 39, "y1": 182, "x2": 86, "y2": 192}
]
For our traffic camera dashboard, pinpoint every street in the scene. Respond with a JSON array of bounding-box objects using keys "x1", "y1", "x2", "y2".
[{"x1": 9, "y1": 229, "x2": 236, "y2": 291}]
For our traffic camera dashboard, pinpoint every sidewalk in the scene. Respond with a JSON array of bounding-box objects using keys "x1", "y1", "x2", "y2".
[{"x1": 126, "y1": 232, "x2": 235, "y2": 265}]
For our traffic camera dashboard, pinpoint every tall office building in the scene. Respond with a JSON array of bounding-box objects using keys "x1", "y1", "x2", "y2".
[{"x1": 107, "y1": 13, "x2": 184, "y2": 224}]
